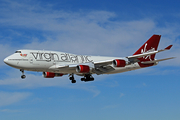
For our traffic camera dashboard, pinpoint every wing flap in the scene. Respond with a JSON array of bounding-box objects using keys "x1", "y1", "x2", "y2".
[{"x1": 93, "y1": 66, "x2": 115, "y2": 75}]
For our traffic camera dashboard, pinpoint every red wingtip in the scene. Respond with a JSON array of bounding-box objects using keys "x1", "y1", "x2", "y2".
[{"x1": 165, "y1": 45, "x2": 173, "y2": 50}]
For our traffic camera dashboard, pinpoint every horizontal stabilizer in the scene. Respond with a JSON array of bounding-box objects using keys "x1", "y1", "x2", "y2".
[
  {"x1": 141, "y1": 57, "x2": 175, "y2": 64},
  {"x1": 127, "y1": 45, "x2": 173, "y2": 59}
]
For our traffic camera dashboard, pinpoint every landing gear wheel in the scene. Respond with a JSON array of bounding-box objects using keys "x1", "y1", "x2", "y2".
[
  {"x1": 70, "y1": 77, "x2": 74, "y2": 80},
  {"x1": 21, "y1": 75, "x2": 26, "y2": 79},
  {"x1": 82, "y1": 74, "x2": 94, "y2": 82},
  {"x1": 91, "y1": 77, "x2": 94, "y2": 81},
  {"x1": 81, "y1": 78, "x2": 85, "y2": 81},
  {"x1": 71, "y1": 80, "x2": 76, "y2": 83}
]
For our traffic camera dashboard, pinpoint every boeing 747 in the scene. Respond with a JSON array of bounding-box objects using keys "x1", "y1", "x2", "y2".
[{"x1": 4, "y1": 35, "x2": 174, "y2": 83}]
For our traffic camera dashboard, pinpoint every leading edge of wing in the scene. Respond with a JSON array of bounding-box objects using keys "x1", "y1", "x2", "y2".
[{"x1": 127, "y1": 45, "x2": 173, "y2": 59}]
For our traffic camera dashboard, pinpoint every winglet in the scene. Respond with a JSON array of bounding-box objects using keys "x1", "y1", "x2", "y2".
[{"x1": 165, "y1": 45, "x2": 173, "y2": 50}]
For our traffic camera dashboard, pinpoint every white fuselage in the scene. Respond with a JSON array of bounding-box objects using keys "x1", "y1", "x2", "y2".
[{"x1": 4, "y1": 49, "x2": 143, "y2": 75}]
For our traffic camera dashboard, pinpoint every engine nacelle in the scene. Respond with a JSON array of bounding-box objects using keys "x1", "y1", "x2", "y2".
[
  {"x1": 113, "y1": 59, "x2": 126, "y2": 67},
  {"x1": 43, "y1": 72, "x2": 63, "y2": 78},
  {"x1": 76, "y1": 65, "x2": 90, "y2": 73}
]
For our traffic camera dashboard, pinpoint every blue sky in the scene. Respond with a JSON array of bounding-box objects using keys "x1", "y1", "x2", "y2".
[{"x1": 0, "y1": 0, "x2": 180, "y2": 120}]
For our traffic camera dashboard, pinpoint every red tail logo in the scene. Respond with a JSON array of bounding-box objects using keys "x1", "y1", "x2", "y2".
[
  {"x1": 141, "y1": 43, "x2": 156, "y2": 61},
  {"x1": 133, "y1": 35, "x2": 161, "y2": 67}
]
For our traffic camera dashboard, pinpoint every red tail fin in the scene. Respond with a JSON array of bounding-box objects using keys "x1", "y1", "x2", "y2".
[{"x1": 133, "y1": 35, "x2": 161, "y2": 62}]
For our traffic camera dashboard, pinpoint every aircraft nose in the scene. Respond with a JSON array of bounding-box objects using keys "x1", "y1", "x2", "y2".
[{"x1": 4, "y1": 57, "x2": 9, "y2": 64}]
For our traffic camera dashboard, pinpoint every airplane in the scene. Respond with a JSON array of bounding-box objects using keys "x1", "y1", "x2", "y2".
[{"x1": 4, "y1": 35, "x2": 174, "y2": 83}]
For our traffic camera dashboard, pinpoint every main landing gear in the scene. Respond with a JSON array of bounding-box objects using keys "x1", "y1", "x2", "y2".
[
  {"x1": 69, "y1": 74, "x2": 76, "y2": 83},
  {"x1": 69, "y1": 74, "x2": 94, "y2": 83},
  {"x1": 20, "y1": 69, "x2": 26, "y2": 79},
  {"x1": 81, "y1": 74, "x2": 94, "y2": 82}
]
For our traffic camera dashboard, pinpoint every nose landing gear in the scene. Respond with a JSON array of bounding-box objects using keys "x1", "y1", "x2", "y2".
[{"x1": 20, "y1": 69, "x2": 26, "y2": 79}]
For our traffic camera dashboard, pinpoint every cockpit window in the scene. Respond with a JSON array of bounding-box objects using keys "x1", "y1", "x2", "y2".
[{"x1": 15, "y1": 51, "x2": 21, "y2": 53}]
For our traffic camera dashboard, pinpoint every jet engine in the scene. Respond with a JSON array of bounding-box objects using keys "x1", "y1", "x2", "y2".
[
  {"x1": 76, "y1": 65, "x2": 90, "y2": 73},
  {"x1": 113, "y1": 59, "x2": 126, "y2": 67},
  {"x1": 43, "y1": 72, "x2": 63, "y2": 78}
]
